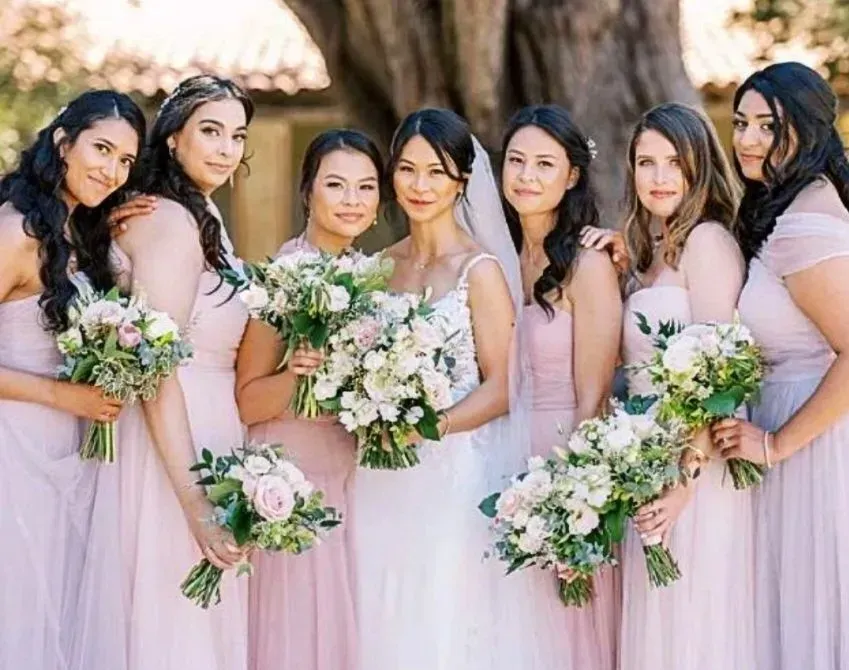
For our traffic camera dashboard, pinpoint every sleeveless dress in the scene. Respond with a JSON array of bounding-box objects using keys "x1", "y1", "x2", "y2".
[
  {"x1": 353, "y1": 253, "x2": 553, "y2": 670},
  {"x1": 522, "y1": 303, "x2": 620, "y2": 670},
  {"x1": 618, "y1": 286, "x2": 756, "y2": 670},
  {"x1": 72, "y1": 221, "x2": 250, "y2": 670},
  {"x1": 0, "y1": 293, "x2": 91, "y2": 670},
  {"x1": 248, "y1": 236, "x2": 357, "y2": 670},
  {"x1": 739, "y1": 212, "x2": 849, "y2": 670}
]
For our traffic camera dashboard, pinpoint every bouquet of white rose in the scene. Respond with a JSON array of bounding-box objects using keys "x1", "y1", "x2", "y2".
[
  {"x1": 57, "y1": 283, "x2": 193, "y2": 462},
  {"x1": 634, "y1": 314, "x2": 766, "y2": 489},
  {"x1": 180, "y1": 442, "x2": 341, "y2": 608},
  {"x1": 480, "y1": 401, "x2": 687, "y2": 603},
  {"x1": 222, "y1": 248, "x2": 394, "y2": 418},
  {"x1": 313, "y1": 290, "x2": 456, "y2": 469}
]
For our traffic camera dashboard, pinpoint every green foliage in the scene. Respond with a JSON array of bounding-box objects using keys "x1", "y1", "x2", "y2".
[
  {"x1": 0, "y1": 3, "x2": 91, "y2": 171},
  {"x1": 733, "y1": 0, "x2": 849, "y2": 85}
]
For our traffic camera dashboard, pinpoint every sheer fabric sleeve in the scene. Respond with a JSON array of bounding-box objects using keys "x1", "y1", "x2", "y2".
[{"x1": 760, "y1": 213, "x2": 849, "y2": 278}]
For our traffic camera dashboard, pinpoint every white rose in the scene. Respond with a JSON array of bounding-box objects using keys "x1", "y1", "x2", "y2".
[
  {"x1": 396, "y1": 351, "x2": 420, "y2": 378},
  {"x1": 276, "y1": 460, "x2": 314, "y2": 498},
  {"x1": 410, "y1": 317, "x2": 443, "y2": 350},
  {"x1": 363, "y1": 350, "x2": 387, "y2": 372},
  {"x1": 240, "y1": 284, "x2": 270, "y2": 311},
  {"x1": 512, "y1": 508, "x2": 530, "y2": 529},
  {"x1": 147, "y1": 311, "x2": 180, "y2": 340},
  {"x1": 566, "y1": 500, "x2": 600, "y2": 536},
  {"x1": 325, "y1": 284, "x2": 351, "y2": 313},
  {"x1": 517, "y1": 515, "x2": 549, "y2": 554},
  {"x1": 243, "y1": 454, "x2": 274, "y2": 477},
  {"x1": 81, "y1": 300, "x2": 125, "y2": 331},
  {"x1": 662, "y1": 335, "x2": 702, "y2": 375},
  {"x1": 313, "y1": 377, "x2": 340, "y2": 401},
  {"x1": 527, "y1": 455, "x2": 546, "y2": 472},
  {"x1": 567, "y1": 432, "x2": 591, "y2": 455},
  {"x1": 252, "y1": 474, "x2": 296, "y2": 521},
  {"x1": 604, "y1": 426, "x2": 636, "y2": 454}
]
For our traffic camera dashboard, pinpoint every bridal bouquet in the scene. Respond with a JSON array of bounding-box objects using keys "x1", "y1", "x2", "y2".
[
  {"x1": 480, "y1": 401, "x2": 686, "y2": 604},
  {"x1": 634, "y1": 314, "x2": 766, "y2": 489},
  {"x1": 222, "y1": 248, "x2": 394, "y2": 418},
  {"x1": 57, "y1": 283, "x2": 193, "y2": 462},
  {"x1": 313, "y1": 290, "x2": 455, "y2": 469},
  {"x1": 180, "y1": 442, "x2": 341, "y2": 608}
]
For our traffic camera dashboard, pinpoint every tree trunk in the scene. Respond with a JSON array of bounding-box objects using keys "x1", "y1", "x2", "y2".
[{"x1": 285, "y1": 0, "x2": 698, "y2": 231}]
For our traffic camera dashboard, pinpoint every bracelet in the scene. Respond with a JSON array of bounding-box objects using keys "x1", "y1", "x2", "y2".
[
  {"x1": 762, "y1": 430, "x2": 773, "y2": 469},
  {"x1": 438, "y1": 411, "x2": 452, "y2": 439}
]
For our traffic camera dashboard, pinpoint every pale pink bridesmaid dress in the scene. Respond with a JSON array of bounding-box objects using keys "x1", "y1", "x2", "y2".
[
  {"x1": 0, "y1": 293, "x2": 92, "y2": 670},
  {"x1": 248, "y1": 236, "x2": 357, "y2": 670},
  {"x1": 739, "y1": 211, "x2": 849, "y2": 670},
  {"x1": 72, "y1": 236, "x2": 250, "y2": 670},
  {"x1": 522, "y1": 302, "x2": 620, "y2": 670},
  {"x1": 618, "y1": 285, "x2": 755, "y2": 670}
]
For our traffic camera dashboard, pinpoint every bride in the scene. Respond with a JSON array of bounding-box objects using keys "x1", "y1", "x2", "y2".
[{"x1": 353, "y1": 109, "x2": 558, "y2": 670}]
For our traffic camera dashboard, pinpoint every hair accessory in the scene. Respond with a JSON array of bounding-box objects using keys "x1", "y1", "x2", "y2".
[{"x1": 586, "y1": 137, "x2": 598, "y2": 161}]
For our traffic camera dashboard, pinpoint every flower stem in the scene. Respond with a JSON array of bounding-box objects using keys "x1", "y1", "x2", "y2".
[
  {"x1": 180, "y1": 559, "x2": 223, "y2": 609},
  {"x1": 558, "y1": 575, "x2": 594, "y2": 608},
  {"x1": 643, "y1": 544, "x2": 681, "y2": 588},
  {"x1": 726, "y1": 459, "x2": 764, "y2": 490}
]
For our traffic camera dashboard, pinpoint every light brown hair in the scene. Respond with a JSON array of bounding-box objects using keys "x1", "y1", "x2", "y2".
[{"x1": 623, "y1": 102, "x2": 741, "y2": 273}]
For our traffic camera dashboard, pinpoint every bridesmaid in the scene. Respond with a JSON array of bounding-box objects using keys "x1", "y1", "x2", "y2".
[
  {"x1": 0, "y1": 90, "x2": 142, "y2": 670},
  {"x1": 236, "y1": 129, "x2": 384, "y2": 670},
  {"x1": 593, "y1": 103, "x2": 755, "y2": 670},
  {"x1": 73, "y1": 75, "x2": 254, "y2": 670},
  {"x1": 712, "y1": 62, "x2": 849, "y2": 670},
  {"x1": 500, "y1": 104, "x2": 621, "y2": 670}
]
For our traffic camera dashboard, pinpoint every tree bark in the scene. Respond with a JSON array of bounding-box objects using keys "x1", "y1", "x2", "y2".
[{"x1": 285, "y1": 0, "x2": 698, "y2": 230}]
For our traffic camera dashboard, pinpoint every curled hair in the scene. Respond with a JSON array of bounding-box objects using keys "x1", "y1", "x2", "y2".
[
  {"x1": 299, "y1": 128, "x2": 385, "y2": 220},
  {"x1": 0, "y1": 90, "x2": 146, "y2": 332},
  {"x1": 623, "y1": 102, "x2": 740, "y2": 274},
  {"x1": 136, "y1": 74, "x2": 254, "y2": 270},
  {"x1": 386, "y1": 108, "x2": 474, "y2": 201},
  {"x1": 733, "y1": 62, "x2": 849, "y2": 260},
  {"x1": 501, "y1": 104, "x2": 599, "y2": 318}
]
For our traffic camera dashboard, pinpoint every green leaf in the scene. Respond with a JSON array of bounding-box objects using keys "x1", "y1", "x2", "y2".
[
  {"x1": 104, "y1": 328, "x2": 118, "y2": 355},
  {"x1": 207, "y1": 478, "x2": 242, "y2": 505},
  {"x1": 623, "y1": 394, "x2": 657, "y2": 415},
  {"x1": 291, "y1": 313, "x2": 315, "y2": 335},
  {"x1": 188, "y1": 462, "x2": 207, "y2": 472},
  {"x1": 308, "y1": 321, "x2": 329, "y2": 349},
  {"x1": 417, "y1": 405, "x2": 440, "y2": 440},
  {"x1": 105, "y1": 286, "x2": 122, "y2": 301},
  {"x1": 478, "y1": 492, "x2": 500, "y2": 518},
  {"x1": 702, "y1": 388, "x2": 745, "y2": 417},
  {"x1": 201, "y1": 448, "x2": 214, "y2": 465},
  {"x1": 196, "y1": 474, "x2": 217, "y2": 486},
  {"x1": 70, "y1": 355, "x2": 98, "y2": 383},
  {"x1": 230, "y1": 502, "x2": 252, "y2": 546},
  {"x1": 603, "y1": 503, "x2": 627, "y2": 544},
  {"x1": 634, "y1": 311, "x2": 652, "y2": 336}
]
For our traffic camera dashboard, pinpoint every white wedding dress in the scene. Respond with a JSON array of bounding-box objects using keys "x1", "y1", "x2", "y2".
[{"x1": 354, "y1": 254, "x2": 545, "y2": 670}]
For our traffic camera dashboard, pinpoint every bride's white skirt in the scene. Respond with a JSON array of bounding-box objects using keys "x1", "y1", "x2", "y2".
[{"x1": 353, "y1": 428, "x2": 562, "y2": 670}]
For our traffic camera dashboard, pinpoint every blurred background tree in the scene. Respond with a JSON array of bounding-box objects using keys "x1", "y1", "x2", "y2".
[
  {"x1": 733, "y1": 0, "x2": 849, "y2": 92},
  {"x1": 0, "y1": 1, "x2": 91, "y2": 170},
  {"x1": 286, "y1": 0, "x2": 700, "y2": 226}
]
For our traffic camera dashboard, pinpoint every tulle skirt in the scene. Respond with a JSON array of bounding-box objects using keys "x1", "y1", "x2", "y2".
[
  {"x1": 752, "y1": 377, "x2": 849, "y2": 670},
  {"x1": 619, "y1": 459, "x2": 756, "y2": 670},
  {"x1": 248, "y1": 416, "x2": 357, "y2": 670},
  {"x1": 531, "y1": 406, "x2": 620, "y2": 670},
  {"x1": 0, "y1": 399, "x2": 90, "y2": 670},
  {"x1": 71, "y1": 369, "x2": 249, "y2": 670}
]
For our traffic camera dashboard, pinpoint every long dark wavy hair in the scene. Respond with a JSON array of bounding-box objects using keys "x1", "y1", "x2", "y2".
[
  {"x1": 0, "y1": 90, "x2": 146, "y2": 332},
  {"x1": 299, "y1": 128, "x2": 385, "y2": 220},
  {"x1": 501, "y1": 105, "x2": 599, "y2": 317},
  {"x1": 135, "y1": 74, "x2": 254, "y2": 271},
  {"x1": 734, "y1": 62, "x2": 849, "y2": 261}
]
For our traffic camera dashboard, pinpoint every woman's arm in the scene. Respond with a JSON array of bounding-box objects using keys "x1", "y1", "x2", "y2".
[
  {"x1": 235, "y1": 320, "x2": 324, "y2": 426},
  {"x1": 119, "y1": 201, "x2": 241, "y2": 568},
  {"x1": 635, "y1": 224, "x2": 743, "y2": 541},
  {"x1": 569, "y1": 249, "x2": 622, "y2": 424},
  {"x1": 0, "y1": 216, "x2": 121, "y2": 420},
  {"x1": 437, "y1": 258, "x2": 514, "y2": 436},
  {"x1": 715, "y1": 254, "x2": 849, "y2": 464}
]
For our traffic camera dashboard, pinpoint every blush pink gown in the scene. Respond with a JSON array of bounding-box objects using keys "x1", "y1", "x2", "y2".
[
  {"x1": 739, "y1": 211, "x2": 849, "y2": 670},
  {"x1": 248, "y1": 236, "x2": 357, "y2": 670},
  {"x1": 0, "y1": 293, "x2": 91, "y2": 670},
  {"x1": 72, "y1": 237, "x2": 250, "y2": 670},
  {"x1": 618, "y1": 286, "x2": 756, "y2": 670},
  {"x1": 522, "y1": 302, "x2": 620, "y2": 670}
]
